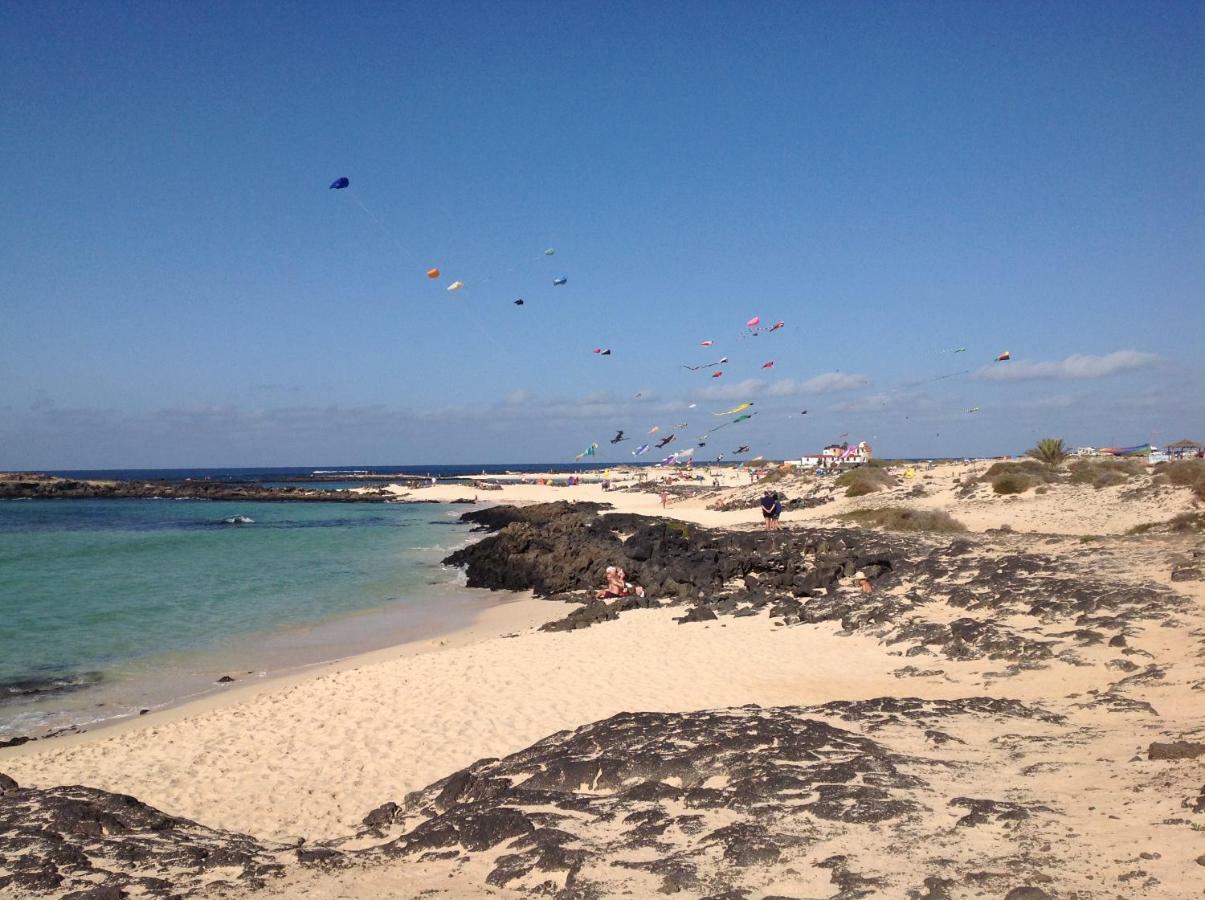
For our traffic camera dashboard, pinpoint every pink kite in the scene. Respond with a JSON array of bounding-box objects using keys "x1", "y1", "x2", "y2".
[
  {"x1": 700, "y1": 340, "x2": 714, "y2": 347},
  {"x1": 746, "y1": 316, "x2": 761, "y2": 328},
  {"x1": 762, "y1": 361, "x2": 775, "y2": 369},
  {"x1": 711, "y1": 370, "x2": 723, "y2": 378},
  {"x1": 995, "y1": 351, "x2": 1011, "y2": 362}
]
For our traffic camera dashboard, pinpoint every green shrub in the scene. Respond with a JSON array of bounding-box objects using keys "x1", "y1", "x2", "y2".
[
  {"x1": 1153, "y1": 459, "x2": 1205, "y2": 501},
  {"x1": 992, "y1": 473, "x2": 1032, "y2": 494},
  {"x1": 981, "y1": 460, "x2": 1061, "y2": 484},
  {"x1": 836, "y1": 466, "x2": 894, "y2": 498},
  {"x1": 1093, "y1": 470, "x2": 1129, "y2": 489},
  {"x1": 1068, "y1": 458, "x2": 1143, "y2": 486},
  {"x1": 838, "y1": 506, "x2": 967, "y2": 533},
  {"x1": 1026, "y1": 437, "x2": 1069, "y2": 465},
  {"x1": 1128, "y1": 512, "x2": 1205, "y2": 535}
]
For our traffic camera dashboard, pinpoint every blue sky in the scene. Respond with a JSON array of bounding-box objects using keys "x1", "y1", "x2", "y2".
[{"x1": 2, "y1": 0, "x2": 1201, "y2": 468}]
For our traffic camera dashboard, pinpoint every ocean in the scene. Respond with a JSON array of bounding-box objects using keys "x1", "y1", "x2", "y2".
[{"x1": 0, "y1": 489, "x2": 503, "y2": 740}]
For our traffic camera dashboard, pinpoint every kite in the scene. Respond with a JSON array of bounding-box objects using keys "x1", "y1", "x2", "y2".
[
  {"x1": 674, "y1": 422, "x2": 688, "y2": 428},
  {"x1": 656, "y1": 434, "x2": 676, "y2": 448},
  {"x1": 967, "y1": 407, "x2": 980, "y2": 413},
  {"x1": 543, "y1": 248, "x2": 556, "y2": 256},
  {"x1": 682, "y1": 357, "x2": 727, "y2": 371},
  {"x1": 447, "y1": 281, "x2": 464, "y2": 292},
  {"x1": 711, "y1": 371, "x2": 723, "y2": 378},
  {"x1": 768, "y1": 321, "x2": 785, "y2": 332},
  {"x1": 575, "y1": 443, "x2": 598, "y2": 460},
  {"x1": 593, "y1": 348, "x2": 612, "y2": 356},
  {"x1": 714, "y1": 402, "x2": 753, "y2": 416},
  {"x1": 952, "y1": 347, "x2": 967, "y2": 353},
  {"x1": 329, "y1": 177, "x2": 349, "y2": 190},
  {"x1": 995, "y1": 351, "x2": 1010, "y2": 362},
  {"x1": 800, "y1": 410, "x2": 808, "y2": 414},
  {"x1": 732, "y1": 414, "x2": 754, "y2": 423},
  {"x1": 734, "y1": 445, "x2": 751, "y2": 454},
  {"x1": 426, "y1": 268, "x2": 440, "y2": 279},
  {"x1": 688, "y1": 403, "x2": 697, "y2": 408},
  {"x1": 762, "y1": 361, "x2": 775, "y2": 369},
  {"x1": 632, "y1": 443, "x2": 650, "y2": 456},
  {"x1": 553, "y1": 276, "x2": 568, "y2": 286},
  {"x1": 514, "y1": 299, "x2": 524, "y2": 306},
  {"x1": 610, "y1": 431, "x2": 626, "y2": 444},
  {"x1": 700, "y1": 340, "x2": 714, "y2": 347},
  {"x1": 746, "y1": 316, "x2": 761, "y2": 328},
  {"x1": 648, "y1": 425, "x2": 660, "y2": 434}
]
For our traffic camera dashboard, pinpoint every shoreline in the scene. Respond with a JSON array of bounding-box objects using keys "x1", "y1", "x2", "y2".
[
  {"x1": 0, "y1": 502, "x2": 491, "y2": 745},
  {"x1": 0, "y1": 588, "x2": 557, "y2": 767},
  {"x1": 0, "y1": 577, "x2": 534, "y2": 748}
]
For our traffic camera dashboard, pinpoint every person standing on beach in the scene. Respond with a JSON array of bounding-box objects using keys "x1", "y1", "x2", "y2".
[
  {"x1": 770, "y1": 491, "x2": 782, "y2": 530},
  {"x1": 761, "y1": 491, "x2": 777, "y2": 530},
  {"x1": 660, "y1": 489, "x2": 669, "y2": 508}
]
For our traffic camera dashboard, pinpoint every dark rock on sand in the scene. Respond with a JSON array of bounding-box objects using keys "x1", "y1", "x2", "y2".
[
  {"x1": 358, "y1": 705, "x2": 921, "y2": 895},
  {"x1": 1003, "y1": 888, "x2": 1054, "y2": 900},
  {"x1": 0, "y1": 783, "x2": 286, "y2": 897},
  {"x1": 443, "y1": 504, "x2": 1193, "y2": 673},
  {"x1": 1148, "y1": 741, "x2": 1205, "y2": 760}
]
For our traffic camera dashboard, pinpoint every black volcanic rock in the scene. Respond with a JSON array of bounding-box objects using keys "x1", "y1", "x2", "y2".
[
  {"x1": 1148, "y1": 741, "x2": 1205, "y2": 760},
  {"x1": 360, "y1": 706, "x2": 922, "y2": 894},
  {"x1": 0, "y1": 784, "x2": 286, "y2": 897},
  {"x1": 0, "y1": 474, "x2": 391, "y2": 503}
]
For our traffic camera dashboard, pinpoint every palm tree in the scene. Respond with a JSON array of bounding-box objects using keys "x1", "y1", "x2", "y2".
[{"x1": 1027, "y1": 437, "x2": 1069, "y2": 466}]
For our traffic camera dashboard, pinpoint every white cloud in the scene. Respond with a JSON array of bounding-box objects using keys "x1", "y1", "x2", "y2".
[
  {"x1": 694, "y1": 372, "x2": 871, "y2": 402},
  {"x1": 695, "y1": 378, "x2": 767, "y2": 400},
  {"x1": 973, "y1": 350, "x2": 1159, "y2": 382},
  {"x1": 768, "y1": 372, "x2": 871, "y2": 396}
]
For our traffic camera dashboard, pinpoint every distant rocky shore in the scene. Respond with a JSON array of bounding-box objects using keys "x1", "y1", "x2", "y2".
[{"x1": 0, "y1": 473, "x2": 476, "y2": 504}]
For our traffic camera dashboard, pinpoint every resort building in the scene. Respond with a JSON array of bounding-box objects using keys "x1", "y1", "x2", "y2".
[{"x1": 797, "y1": 441, "x2": 873, "y2": 470}]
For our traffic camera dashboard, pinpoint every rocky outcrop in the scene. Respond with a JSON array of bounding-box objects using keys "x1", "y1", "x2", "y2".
[
  {"x1": 0, "y1": 781, "x2": 288, "y2": 896},
  {"x1": 0, "y1": 474, "x2": 390, "y2": 502},
  {"x1": 353, "y1": 705, "x2": 924, "y2": 895},
  {"x1": 443, "y1": 505, "x2": 1190, "y2": 672}
]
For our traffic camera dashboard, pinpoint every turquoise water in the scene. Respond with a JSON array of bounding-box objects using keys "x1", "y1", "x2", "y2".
[{"x1": 0, "y1": 499, "x2": 481, "y2": 738}]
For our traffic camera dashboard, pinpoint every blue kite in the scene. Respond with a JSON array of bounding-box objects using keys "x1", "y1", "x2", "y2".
[{"x1": 329, "y1": 177, "x2": 350, "y2": 190}]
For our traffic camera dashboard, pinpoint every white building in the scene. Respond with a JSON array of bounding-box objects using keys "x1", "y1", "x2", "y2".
[{"x1": 798, "y1": 441, "x2": 873, "y2": 469}]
